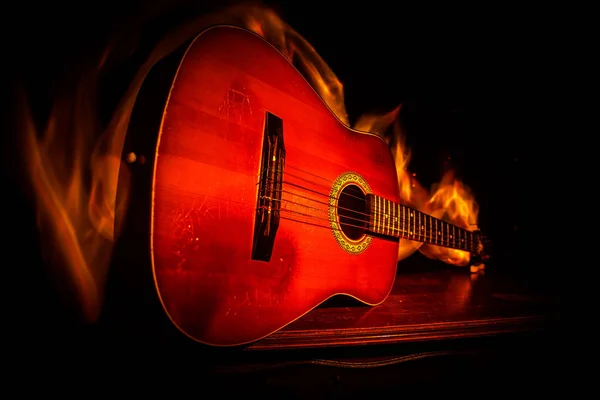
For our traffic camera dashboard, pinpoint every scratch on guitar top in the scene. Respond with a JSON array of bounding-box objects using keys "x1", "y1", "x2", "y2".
[
  {"x1": 219, "y1": 81, "x2": 253, "y2": 133},
  {"x1": 170, "y1": 197, "x2": 222, "y2": 268}
]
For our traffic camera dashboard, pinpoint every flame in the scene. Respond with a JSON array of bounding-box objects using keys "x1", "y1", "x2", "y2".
[
  {"x1": 17, "y1": 2, "x2": 479, "y2": 323},
  {"x1": 420, "y1": 171, "x2": 480, "y2": 266}
]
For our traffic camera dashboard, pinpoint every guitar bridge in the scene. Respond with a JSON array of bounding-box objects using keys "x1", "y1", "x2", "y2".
[{"x1": 252, "y1": 112, "x2": 285, "y2": 261}]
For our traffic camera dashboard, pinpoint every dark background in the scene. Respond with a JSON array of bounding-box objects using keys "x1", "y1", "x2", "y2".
[{"x1": 4, "y1": 0, "x2": 560, "y2": 387}]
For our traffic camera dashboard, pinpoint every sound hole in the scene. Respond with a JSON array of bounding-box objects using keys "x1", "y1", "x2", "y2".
[{"x1": 338, "y1": 184, "x2": 368, "y2": 240}]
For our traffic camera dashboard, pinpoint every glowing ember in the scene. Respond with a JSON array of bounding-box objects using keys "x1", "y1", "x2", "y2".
[{"x1": 16, "y1": 3, "x2": 479, "y2": 322}]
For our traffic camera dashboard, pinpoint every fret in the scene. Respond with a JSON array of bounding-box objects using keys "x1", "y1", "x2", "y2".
[
  {"x1": 391, "y1": 202, "x2": 396, "y2": 236},
  {"x1": 374, "y1": 196, "x2": 379, "y2": 234},
  {"x1": 402, "y1": 205, "x2": 406, "y2": 238},
  {"x1": 387, "y1": 199, "x2": 391, "y2": 236},
  {"x1": 379, "y1": 197, "x2": 385, "y2": 235},
  {"x1": 428, "y1": 215, "x2": 432, "y2": 243},
  {"x1": 414, "y1": 211, "x2": 418, "y2": 241},
  {"x1": 382, "y1": 199, "x2": 386, "y2": 236},
  {"x1": 380, "y1": 198, "x2": 384, "y2": 236},
  {"x1": 428, "y1": 215, "x2": 432, "y2": 244},
  {"x1": 404, "y1": 207, "x2": 410, "y2": 239},
  {"x1": 392, "y1": 201, "x2": 397, "y2": 237},
  {"x1": 396, "y1": 203, "x2": 400, "y2": 237},
  {"x1": 404, "y1": 207, "x2": 408, "y2": 238},
  {"x1": 380, "y1": 196, "x2": 384, "y2": 235},
  {"x1": 405, "y1": 207, "x2": 409, "y2": 238},
  {"x1": 378, "y1": 197, "x2": 382, "y2": 235},
  {"x1": 385, "y1": 199, "x2": 390, "y2": 236},
  {"x1": 417, "y1": 212, "x2": 422, "y2": 242},
  {"x1": 390, "y1": 200, "x2": 393, "y2": 236},
  {"x1": 412, "y1": 211, "x2": 416, "y2": 241},
  {"x1": 443, "y1": 221, "x2": 447, "y2": 247},
  {"x1": 381, "y1": 197, "x2": 385, "y2": 235},
  {"x1": 407, "y1": 207, "x2": 410, "y2": 238},
  {"x1": 390, "y1": 202, "x2": 393, "y2": 236},
  {"x1": 398, "y1": 204, "x2": 402, "y2": 237},
  {"x1": 452, "y1": 225, "x2": 458, "y2": 248},
  {"x1": 383, "y1": 199, "x2": 388, "y2": 235},
  {"x1": 383, "y1": 199, "x2": 387, "y2": 236},
  {"x1": 397, "y1": 204, "x2": 401, "y2": 237},
  {"x1": 400, "y1": 204, "x2": 403, "y2": 237},
  {"x1": 377, "y1": 196, "x2": 382, "y2": 234},
  {"x1": 414, "y1": 211, "x2": 417, "y2": 240}
]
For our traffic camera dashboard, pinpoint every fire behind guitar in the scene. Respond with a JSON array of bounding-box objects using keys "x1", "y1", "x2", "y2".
[{"x1": 113, "y1": 25, "x2": 490, "y2": 347}]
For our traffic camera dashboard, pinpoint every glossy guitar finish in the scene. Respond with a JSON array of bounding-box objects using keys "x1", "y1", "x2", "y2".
[{"x1": 148, "y1": 25, "x2": 401, "y2": 346}]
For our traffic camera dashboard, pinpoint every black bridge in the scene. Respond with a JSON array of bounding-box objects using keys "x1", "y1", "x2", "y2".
[{"x1": 252, "y1": 112, "x2": 285, "y2": 262}]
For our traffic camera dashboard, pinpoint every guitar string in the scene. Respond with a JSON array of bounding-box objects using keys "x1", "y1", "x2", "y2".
[
  {"x1": 258, "y1": 172, "x2": 477, "y2": 249},
  {"x1": 260, "y1": 169, "x2": 421, "y2": 223},
  {"x1": 178, "y1": 195, "x2": 473, "y2": 252},
  {"x1": 177, "y1": 164, "x2": 476, "y2": 251},
  {"x1": 255, "y1": 139, "x2": 478, "y2": 234},
  {"x1": 273, "y1": 186, "x2": 440, "y2": 240},
  {"x1": 258, "y1": 166, "x2": 368, "y2": 204},
  {"x1": 176, "y1": 195, "x2": 474, "y2": 251},
  {"x1": 274, "y1": 198, "x2": 471, "y2": 250},
  {"x1": 256, "y1": 161, "x2": 477, "y2": 242},
  {"x1": 181, "y1": 188, "x2": 475, "y2": 251},
  {"x1": 259, "y1": 166, "x2": 471, "y2": 233}
]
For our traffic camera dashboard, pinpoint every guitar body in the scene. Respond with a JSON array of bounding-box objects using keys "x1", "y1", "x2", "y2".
[{"x1": 122, "y1": 25, "x2": 400, "y2": 346}]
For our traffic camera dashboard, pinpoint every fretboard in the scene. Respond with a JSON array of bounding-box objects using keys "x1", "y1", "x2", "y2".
[{"x1": 367, "y1": 194, "x2": 477, "y2": 253}]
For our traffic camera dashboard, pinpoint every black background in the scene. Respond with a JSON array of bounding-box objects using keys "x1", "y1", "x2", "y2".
[{"x1": 4, "y1": 0, "x2": 560, "y2": 383}]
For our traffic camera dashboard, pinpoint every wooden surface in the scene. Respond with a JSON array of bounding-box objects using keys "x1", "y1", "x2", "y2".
[{"x1": 246, "y1": 267, "x2": 558, "y2": 350}]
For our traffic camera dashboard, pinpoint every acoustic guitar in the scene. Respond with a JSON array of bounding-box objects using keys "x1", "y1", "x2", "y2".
[{"x1": 117, "y1": 24, "x2": 489, "y2": 346}]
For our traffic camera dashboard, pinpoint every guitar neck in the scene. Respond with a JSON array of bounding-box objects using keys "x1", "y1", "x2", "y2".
[{"x1": 367, "y1": 194, "x2": 477, "y2": 253}]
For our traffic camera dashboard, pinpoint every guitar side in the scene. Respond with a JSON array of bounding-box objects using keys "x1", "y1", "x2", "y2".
[{"x1": 136, "y1": 25, "x2": 401, "y2": 346}]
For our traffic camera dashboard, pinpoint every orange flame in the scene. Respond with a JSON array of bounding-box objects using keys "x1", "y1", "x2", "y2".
[
  {"x1": 17, "y1": 2, "x2": 479, "y2": 322},
  {"x1": 420, "y1": 171, "x2": 480, "y2": 266}
]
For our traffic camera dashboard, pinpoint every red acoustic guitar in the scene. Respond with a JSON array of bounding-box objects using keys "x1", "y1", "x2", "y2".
[{"x1": 118, "y1": 25, "x2": 488, "y2": 346}]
